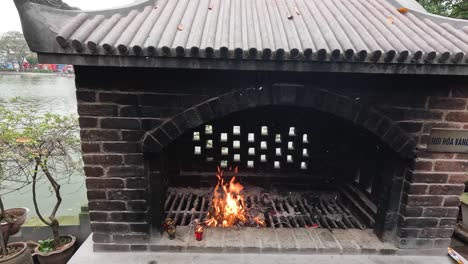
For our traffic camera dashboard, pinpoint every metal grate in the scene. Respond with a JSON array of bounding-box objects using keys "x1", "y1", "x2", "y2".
[{"x1": 164, "y1": 187, "x2": 366, "y2": 229}]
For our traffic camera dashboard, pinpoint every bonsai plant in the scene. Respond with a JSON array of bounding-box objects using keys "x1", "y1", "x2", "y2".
[
  {"x1": 0, "y1": 107, "x2": 33, "y2": 263},
  {"x1": 0, "y1": 105, "x2": 82, "y2": 264}
]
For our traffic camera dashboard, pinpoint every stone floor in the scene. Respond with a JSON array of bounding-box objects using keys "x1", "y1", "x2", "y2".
[
  {"x1": 149, "y1": 227, "x2": 397, "y2": 254},
  {"x1": 70, "y1": 235, "x2": 455, "y2": 264}
]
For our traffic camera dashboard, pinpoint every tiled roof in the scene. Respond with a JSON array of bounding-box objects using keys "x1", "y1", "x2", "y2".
[{"x1": 14, "y1": 0, "x2": 468, "y2": 66}]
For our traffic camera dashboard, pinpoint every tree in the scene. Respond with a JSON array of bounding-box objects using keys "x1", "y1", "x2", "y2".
[
  {"x1": 0, "y1": 105, "x2": 82, "y2": 245},
  {"x1": 25, "y1": 54, "x2": 38, "y2": 68},
  {"x1": 0, "y1": 32, "x2": 33, "y2": 71},
  {"x1": 0, "y1": 104, "x2": 31, "y2": 257},
  {"x1": 417, "y1": 0, "x2": 467, "y2": 19}
]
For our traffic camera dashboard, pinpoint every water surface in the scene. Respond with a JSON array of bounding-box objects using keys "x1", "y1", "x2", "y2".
[{"x1": 0, "y1": 73, "x2": 87, "y2": 220}]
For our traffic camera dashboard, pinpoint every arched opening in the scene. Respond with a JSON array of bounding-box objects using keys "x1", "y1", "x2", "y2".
[
  {"x1": 146, "y1": 104, "x2": 413, "y2": 247},
  {"x1": 142, "y1": 85, "x2": 416, "y2": 158}
]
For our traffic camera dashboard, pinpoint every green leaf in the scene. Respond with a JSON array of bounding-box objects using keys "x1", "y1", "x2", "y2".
[{"x1": 38, "y1": 239, "x2": 55, "y2": 253}]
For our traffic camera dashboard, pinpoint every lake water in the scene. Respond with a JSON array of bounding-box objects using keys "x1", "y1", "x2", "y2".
[{"x1": 0, "y1": 73, "x2": 87, "y2": 220}]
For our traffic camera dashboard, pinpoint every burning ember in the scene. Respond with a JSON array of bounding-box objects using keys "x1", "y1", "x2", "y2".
[{"x1": 205, "y1": 167, "x2": 265, "y2": 227}]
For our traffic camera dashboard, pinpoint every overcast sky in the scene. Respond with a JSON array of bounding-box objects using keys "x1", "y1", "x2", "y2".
[{"x1": 0, "y1": 0, "x2": 136, "y2": 34}]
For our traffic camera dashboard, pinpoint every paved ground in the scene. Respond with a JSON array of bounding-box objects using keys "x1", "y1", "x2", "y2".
[{"x1": 70, "y1": 236, "x2": 455, "y2": 264}]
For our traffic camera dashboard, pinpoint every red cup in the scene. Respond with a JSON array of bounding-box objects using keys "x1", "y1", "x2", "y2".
[
  {"x1": 195, "y1": 231, "x2": 203, "y2": 241},
  {"x1": 195, "y1": 225, "x2": 204, "y2": 241}
]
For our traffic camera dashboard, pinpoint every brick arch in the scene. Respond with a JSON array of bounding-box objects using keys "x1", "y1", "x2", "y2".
[{"x1": 141, "y1": 84, "x2": 417, "y2": 158}]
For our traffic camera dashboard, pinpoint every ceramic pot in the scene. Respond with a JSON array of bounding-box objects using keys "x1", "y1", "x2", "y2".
[
  {"x1": 35, "y1": 235, "x2": 76, "y2": 264},
  {"x1": 0, "y1": 242, "x2": 33, "y2": 264},
  {"x1": 26, "y1": 241, "x2": 38, "y2": 256},
  {"x1": 0, "y1": 208, "x2": 29, "y2": 238}
]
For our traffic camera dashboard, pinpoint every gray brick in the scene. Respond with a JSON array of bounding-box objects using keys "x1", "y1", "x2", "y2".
[
  {"x1": 292, "y1": 228, "x2": 318, "y2": 253},
  {"x1": 223, "y1": 228, "x2": 242, "y2": 253},
  {"x1": 141, "y1": 134, "x2": 163, "y2": 152},
  {"x1": 204, "y1": 227, "x2": 223, "y2": 253},
  {"x1": 241, "y1": 227, "x2": 262, "y2": 253},
  {"x1": 310, "y1": 229, "x2": 342, "y2": 253},
  {"x1": 257, "y1": 228, "x2": 280, "y2": 253},
  {"x1": 275, "y1": 228, "x2": 298, "y2": 253},
  {"x1": 150, "y1": 226, "x2": 189, "y2": 252},
  {"x1": 349, "y1": 229, "x2": 382, "y2": 254},
  {"x1": 332, "y1": 229, "x2": 361, "y2": 254},
  {"x1": 380, "y1": 243, "x2": 398, "y2": 255},
  {"x1": 130, "y1": 245, "x2": 148, "y2": 251},
  {"x1": 272, "y1": 83, "x2": 300, "y2": 105},
  {"x1": 305, "y1": 229, "x2": 327, "y2": 252},
  {"x1": 398, "y1": 238, "x2": 435, "y2": 249},
  {"x1": 93, "y1": 243, "x2": 130, "y2": 252},
  {"x1": 183, "y1": 108, "x2": 203, "y2": 128}
]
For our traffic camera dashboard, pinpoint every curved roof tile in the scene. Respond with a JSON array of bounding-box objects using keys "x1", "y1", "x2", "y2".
[{"x1": 13, "y1": 0, "x2": 468, "y2": 70}]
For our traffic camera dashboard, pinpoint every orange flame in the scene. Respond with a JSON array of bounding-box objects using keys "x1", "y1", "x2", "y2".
[
  {"x1": 205, "y1": 167, "x2": 248, "y2": 227},
  {"x1": 195, "y1": 225, "x2": 204, "y2": 233}
]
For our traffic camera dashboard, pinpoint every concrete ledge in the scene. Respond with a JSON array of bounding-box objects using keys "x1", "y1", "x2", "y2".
[
  {"x1": 70, "y1": 235, "x2": 455, "y2": 264},
  {"x1": 92, "y1": 226, "x2": 457, "y2": 256},
  {"x1": 147, "y1": 227, "x2": 396, "y2": 255}
]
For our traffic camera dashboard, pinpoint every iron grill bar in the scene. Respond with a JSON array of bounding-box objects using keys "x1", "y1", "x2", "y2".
[
  {"x1": 164, "y1": 188, "x2": 367, "y2": 229},
  {"x1": 173, "y1": 193, "x2": 186, "y2": 225},
  {"x1": 296, "y1": 200, "x2": 314, "y2": 226},
  {"x1": 181, "y1": 193, "x2": 193, "y2": 225},
  {"x1": 337, "y1": 199, "x2": 365, "y2": 229}
]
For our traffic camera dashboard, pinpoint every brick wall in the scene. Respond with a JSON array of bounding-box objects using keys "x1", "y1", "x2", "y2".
[
  {"x1": 74, "y1": 66, "x2": 468, "y2": 252},
  {"x1": 76, "y1": 67, "x2": 231, "y2": 251},
  {"x1": 379, "y1": 87, "x2": 468, "y2": 250}
]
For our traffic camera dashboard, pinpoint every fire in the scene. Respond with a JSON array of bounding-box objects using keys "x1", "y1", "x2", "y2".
[
  {"x1": 195, "y1": 225, "x2": 204, "y2": 233},
  {"x1": 205, "y1": 167, "x2": 248, "y2": 227},
  {"x1": 253, "y1": 216, "x2": 266, "y2": 227}
]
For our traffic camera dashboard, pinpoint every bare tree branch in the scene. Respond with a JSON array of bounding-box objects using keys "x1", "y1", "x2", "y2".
[{"x1": 32, "y1": 160, "x2": 51, "y2": 228}]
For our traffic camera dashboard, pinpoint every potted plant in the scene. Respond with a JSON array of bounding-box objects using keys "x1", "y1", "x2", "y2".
[
  {"x1": 0, "y1": 196, "x2": 32, "y2": 264},
  {"x1": 0, "y1": 106, "x2": 33, "y2": 264},
  {"x1": 0, "y1": 105, "x2": 82, "y2": 264}
]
